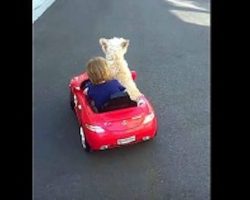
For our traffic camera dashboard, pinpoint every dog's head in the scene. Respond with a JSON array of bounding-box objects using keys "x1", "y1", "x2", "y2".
[{"x1": 99, "y1": 37, "x2": 129, "y2": 58}]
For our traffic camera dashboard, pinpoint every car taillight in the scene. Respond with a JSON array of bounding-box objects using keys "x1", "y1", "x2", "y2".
[
  {"x1": 143, "y1": 113, "x2": 155, "y2": 124},
  {"x1": 85, "y1": 124, "x2": 105, "y2": 133}
]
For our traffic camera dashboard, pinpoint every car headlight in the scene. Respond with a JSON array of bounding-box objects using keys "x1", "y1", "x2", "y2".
[
  {"x1": 143, "y1": 113, "x2": 155, "y2": 124},
  {"x1": 85, "y1": 124, "x2": 105, "y2": 133}
]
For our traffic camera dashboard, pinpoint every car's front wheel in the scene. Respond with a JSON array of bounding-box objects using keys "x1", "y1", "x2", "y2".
[{"x1": 80, "y1": 126, "x2": 91, "y2": 152}]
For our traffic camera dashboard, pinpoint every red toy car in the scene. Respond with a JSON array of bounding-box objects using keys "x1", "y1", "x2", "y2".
[{"x1": 69, "y1": 71, "x2": 157, "y2": 152}]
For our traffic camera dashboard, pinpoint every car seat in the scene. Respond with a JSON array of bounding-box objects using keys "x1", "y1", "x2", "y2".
[
  {"x1": 80, "y1": 80, "x2": 137, "y2": 113},
  {"x1": 99, "y1": 91, "x2": 137, "y2": 113}
]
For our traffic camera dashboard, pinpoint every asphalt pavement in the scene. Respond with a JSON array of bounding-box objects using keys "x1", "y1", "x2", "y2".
[{"x1": 34, "y1": 0, "x2": 210, "y2": 199}]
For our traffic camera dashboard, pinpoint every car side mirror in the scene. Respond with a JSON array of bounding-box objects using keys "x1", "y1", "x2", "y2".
[{"x1": 131, "y1": 71, "x2": 137, "y2": 80}]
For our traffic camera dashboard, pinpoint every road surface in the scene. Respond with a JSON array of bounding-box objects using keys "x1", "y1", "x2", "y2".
[{"x1": 33, "y1": 0, "x2": 210, "y2": 199}]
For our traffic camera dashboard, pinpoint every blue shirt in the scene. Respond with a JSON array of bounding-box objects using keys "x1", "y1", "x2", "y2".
[{"x1": 87, "y1": 80, "x2": 125, "y2": 110}]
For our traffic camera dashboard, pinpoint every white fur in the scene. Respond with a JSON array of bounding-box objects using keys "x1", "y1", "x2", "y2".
[{"x1": 99, "y1": 37, "x2": 142, "y2": 101}]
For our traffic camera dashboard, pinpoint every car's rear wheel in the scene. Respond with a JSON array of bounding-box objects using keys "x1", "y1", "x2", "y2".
[
  {"x1": 70, "y1": 91, "x2": 75, "y2": 111},
  {"x1": 154, "y1": 131, "x2": 158, "y2": 137},
  {"x1": 152, "y1": 131, "x2": 158, "y2": 140},
  {"x1": 80, "y1": 126, "x2": 91, "y2": 152}
]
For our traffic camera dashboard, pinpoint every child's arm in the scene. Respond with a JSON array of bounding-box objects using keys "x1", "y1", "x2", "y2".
[
  {"x1": 114, "y1": 80, "x2": 126, "y2": 91},
  {"x1": 119, "y1": 85, "x2": 126, "y2": 91}
]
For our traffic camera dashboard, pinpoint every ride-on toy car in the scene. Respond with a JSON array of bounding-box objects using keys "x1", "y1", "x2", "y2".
[{"x1": 69, "y1": 71, "x2": 157, "y2": 152}]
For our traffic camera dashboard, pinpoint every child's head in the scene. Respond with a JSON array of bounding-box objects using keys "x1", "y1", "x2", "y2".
[{"x1": 86, "y1": 57, "x2": 111, "y2": 84}]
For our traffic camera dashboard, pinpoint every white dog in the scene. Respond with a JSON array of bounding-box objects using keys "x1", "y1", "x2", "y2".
[{"x1": 99, "y1": 37, "x2": 142, "y2": 101}]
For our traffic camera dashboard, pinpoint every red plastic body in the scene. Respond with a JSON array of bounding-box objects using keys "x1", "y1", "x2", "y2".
[{"x1": 69, "y1": 71, "x2": 158, "y2": 151}]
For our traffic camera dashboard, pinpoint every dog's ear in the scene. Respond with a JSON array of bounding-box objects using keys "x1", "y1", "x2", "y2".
[
  {"x1": 99, "y1": 38, "x2": 108, "y2": 51},
  {"x1": 121, "y1": 39, "x2": 129, "y2": 49}
]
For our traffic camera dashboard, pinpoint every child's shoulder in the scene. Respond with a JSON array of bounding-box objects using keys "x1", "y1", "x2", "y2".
[
  {"x1": 112, "y1": 78, "x2": 118, "y2": 81},
  {"x1": 109, "y1": 79, "x2": 119, "y2": 84},
  {"x1": 103, "y1": 79, "x2": 117, "y2": 84},
  {"x1": 107, "y1": 79, "x2": 121, "y2": 86}
]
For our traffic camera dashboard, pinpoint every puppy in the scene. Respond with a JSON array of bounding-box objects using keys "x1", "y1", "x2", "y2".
[{"x1": 99, "y1": 37, "x2": 142, "y2": 101}]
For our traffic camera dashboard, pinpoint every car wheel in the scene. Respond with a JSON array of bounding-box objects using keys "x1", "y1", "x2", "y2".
[
  {"x1": 80, "y1": 126, "x2": 91, "y2": 152},
  {"x1": 70, "y1": 92, "x2": 75, "y2": 111},
  {"x1": 152, "y1": 131, "x2": 158, "y2": 139},
  {"x1": 154, "y1": 131, "x2": 158, "y2": 137}
]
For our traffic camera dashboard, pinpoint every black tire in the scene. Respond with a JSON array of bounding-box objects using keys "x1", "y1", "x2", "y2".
[
  {"x1": 70, "y1": 92, "x2": 75, "y2": 111},
  {"x1": 154, "y1": 131, "x2": 158, "y2": 137},
  {"x1": 80, "y1": 126, "x2": 92, "y2": 152},
  {"x1": 84, "y1": 140, "x2": 91, "y2": 152},
  {"x1": 152, "y1": 131, "x2": 158, "y2": 140}
]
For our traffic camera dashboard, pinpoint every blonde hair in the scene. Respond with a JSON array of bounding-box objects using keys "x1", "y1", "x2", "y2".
[{"x1": 86, "y1": 57, "x2": 111, "y2": 84}]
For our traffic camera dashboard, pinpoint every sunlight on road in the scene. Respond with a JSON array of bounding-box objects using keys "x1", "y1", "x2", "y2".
[
  {"x1": 33, "y1": 0, "x2": 56, "y2": 23},
  {"x1": 164, "y1": 0, "x2": 210, "y2": 27},
  {"x1": 165, "y1": 0, "x2": 208, "y2": 11},
  {"x1": 170, "y1": 10, "x2": 210, "y2": 26}
]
